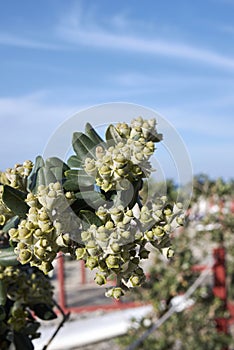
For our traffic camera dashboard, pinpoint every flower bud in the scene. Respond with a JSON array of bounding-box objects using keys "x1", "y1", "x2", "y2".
[
  {"x1": 132, "y1": 165, "x2": 142, "y2": 176},
  {"x1": 101, "y1": 179, "x2": 113, "y2": 192},
  {"x1": 87, "y1": 247, "x2": 100, "y2": 256},
  {"x1": 122, "y1": 209, "x2": 133, "y2": 225},
  {"x1": 164, "y1": 207, "x2": 172, "y2": 216},
  {"x1": 140, "y1": 211, "x2": 152, "y2": 224},
  {"x1": 94, "y1": 145, "x2": 104, "y2": 159},
  {"x1": 95, "y1": 273, "x2": 106, "y2": 286},
  {"x1": 99, "y1": 165, "x2": 111, "y2": 179},
  {"x1": 86, "y1": 240, "x2": 97, "y2": 249},
  {"x1": 135, "y1": 231, "x2": 143, "y2": 240},
  {"x1": 81, "y1": 231, "x2": 91, "y2": 242},
  {"x1": 96, "y1": 207, "x2": 108, "y2": 221},
  {"x1": 39, "y1": 222, "x2": 53, "y2": 233},
  {"x1": 9, "y1": 228, "x2": 19, "y2": 239},
  {"x1": 40, "y1": 261, "x2": 53, "y2": 274},
  {"x1": 155, "y1": 209, "x2": 163, "y2": 218},
  {"x1": 111, "y1": 242, "x2": 121, "y2": 253},
  {"x1": 33, "y1": 229, "x2": 43, "y2": 238},
  {"x1": 75, "y1": 247, "x2": 86, "y2": 260},
  {"x1": 105, "y1": 220, "x2": 114, "y2": 229},
  {"x1": 109, "y1": 207, "x2": 123, "y2": 223},
  {"x1": 113, "y1": 154, "x2": 127, "y2": 169},
  {"x1": 116, "y1": 122, "x2": 130, "y2": 138},
  {"x1": 176, "y1": 216, "x2": 184, "y2": 226},
  {"x1": 106, "y1": 287, "x2": 124, "y2": 300},
  {"x1": 162, "y1": 247, "x2": 174, "y2": 259},
  {"x1": 40, "y1": 238, "x2": 50, "y2": 248},
  {"x1": 25, "y1": 193, "x2": 37, "y2": 207},
  {"x1": 130, "y1": 275, "x2": 141, "y2": 287},
  {"x1": 145, "y1": 230, "x2": 154, "y2": 240},
  {"x1": 120, "y1": 230, "x2": 131, "y2": 240},
  {"x1": 106, "y1": 255, "x2": 119, "y2": 269},
  {"x1": 153, "y1": 226, "x2": 164, "y2": 237},
  {"x1": 19, "y1": 249, "x2": 32, "y2": 264},
  {"x1": 86, "y1": 256, "x2": 98, "y2": 270},
  {"x1": 163, "y1": 224, "x2": 171, "y2": 233}
]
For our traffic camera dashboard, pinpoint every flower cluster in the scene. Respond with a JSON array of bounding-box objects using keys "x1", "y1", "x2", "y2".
[
  {"x1": 9, "y1": 182, "x2": 76, "y2": 274},
  {"x1": 75, "y1": 198, "x2": 184, "y2": 299},
  {"x1": 3, "y1": 160, "x2": 33, "y2": 190},
  {"x1": 84, "y1": 117, "x2": 162, "y2": 192},
  {"x1": 117, "y1": 117, "x2": 161, "y2": 141},
  {"x1": 1, "y1": 116, "x2": 185, "y2": 303}
]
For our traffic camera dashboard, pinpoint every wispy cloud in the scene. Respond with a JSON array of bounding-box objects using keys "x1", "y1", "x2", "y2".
[
  {"x1": 0, "y1": 33, "x2": 62, "y2": 50},
  {"x1": 2, "y1": 2, "x2": 234, "y2": 72},
  {"x1": 111, "y1": 71, "x2": 234, "y2": 88},
  {"x1": 57, "y1": 6, "x2": 234, "y2": 71}
]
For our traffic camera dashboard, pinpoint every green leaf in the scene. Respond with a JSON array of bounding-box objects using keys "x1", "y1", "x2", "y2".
[
  {"x1": 45, "y1": 157, "x2": 69, "y2": 171},
  {"x1": 71, "y1": 198, "x2": 89, "y2": 213},
  {"x1": 72, "y1": 191, "x2": 105, "y2": 213},
  {"x1": 67, "y1": 155, "x2": 83, "y2": 169},
  {"x1": 0, "y1": 280, "x2": 6, "y2": 306},
  {"x1": 33, "y1": 167, "x2": 46, "y2": 191},
  {"x1": 72, "y1": 132, "x2": 97, "y2": 159},
  {"x1": 49, "y1": 166, "x2": 65, "y2": 183},
  {"x1": 45, "y1": 157, "x2": 69, "y2": 182},
  {"x1": 27, "y1": 155, "x2": 44, "y2": 192},
  {"x1": 65, "y1": 169, "x2": 95, "y2": 187},
  {"x1": 2, "y1": 215, "x2": 20, "y2": 233},
  {"x1": 2, "y1": 185, "x2": 28, "y2": 218},
  {"x1": 0, "y1": 247, "x2": 18, "y2": 267},
  {"x1": 105, "y1": 124, "x2": 122, "y2": 144},
  {"x1": 112, "y1": 179, "x2": 143, "y2": 209},
  {"x1": 128, "y1": 179, "x2": 143, "y2": 209},
  {"x1": 79, "y1": 210, "x2": 103, "y2": 227},
  {"x1": 149, "y1": 132, "x2": 163, "y2": 143},
  {"x1": 44, "y1": 167, "x2": 57, "y2": 186},
  {"x1": 76, "y1": 191, "x2": 105, "y2": 204},
  {"x1": 32, "y1": 303, "x2": 57, "y2": 320},
  {"x1": 85, "y1": 123, "x2": 105, "y2": 146},
  {"x1": 31, "y1": 162, "x2": 59, "y2": 193},
  {"x1": 63, "y1": 179, "x2": 80, "y2": 192}
]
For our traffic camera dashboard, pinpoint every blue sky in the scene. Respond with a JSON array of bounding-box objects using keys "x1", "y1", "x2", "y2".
[{"x1": 0, "y1": 0, "x2": 233, "y2": 181}]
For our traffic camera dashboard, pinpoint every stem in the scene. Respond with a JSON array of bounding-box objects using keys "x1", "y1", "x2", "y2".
[{"x1": 42, "y1": 300, "x2": 70, "y2": 350}]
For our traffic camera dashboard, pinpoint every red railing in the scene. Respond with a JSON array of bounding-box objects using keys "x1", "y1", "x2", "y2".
[{"x1": 192, "y1": 247, "x2": 234, "y2": 350}]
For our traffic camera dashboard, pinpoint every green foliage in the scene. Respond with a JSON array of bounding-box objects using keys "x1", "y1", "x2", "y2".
[
  {"x1": 0, "y1": 263, "x2": 55, "y2": 350},
  {"x1": 2, "y1": 186, "x2": 28, "y2": 218}
]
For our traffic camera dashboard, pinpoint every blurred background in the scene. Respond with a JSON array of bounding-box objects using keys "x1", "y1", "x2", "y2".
[
  {"x1": 1, "y1": 2, "x2": 234, "y2": 349},
  {"x1": 0, "y1": 0, "x2": 233, "y2": 180}
]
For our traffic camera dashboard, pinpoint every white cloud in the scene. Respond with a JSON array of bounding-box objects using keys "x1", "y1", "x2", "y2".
[
  {"x1": 0, "y1": 33, "x2": 62, "y2": 50},
  {"x1": 111, "y1": 71, "x2": 234, "y2": 89},
  {"x1": 57, "y1": 6, "x2": 234, "y2": 71},
  {"x1": 1, "y1": 3, "x2": 234, "y2": 72}
]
